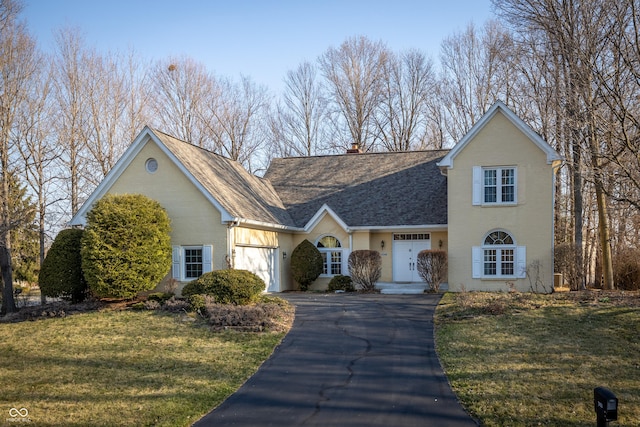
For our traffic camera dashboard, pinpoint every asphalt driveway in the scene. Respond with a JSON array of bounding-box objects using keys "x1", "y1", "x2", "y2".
[{"x1": 193, "y1": 293, "x2": 478, "y2": 427}]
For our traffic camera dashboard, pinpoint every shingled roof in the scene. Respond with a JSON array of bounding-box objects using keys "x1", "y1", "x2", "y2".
[
  {"x1": 264, "y1": 150, "x2": 449, "y2": 228},
  {"x1": 151, "y1": 128, "x2": 296, "y2": 227}
]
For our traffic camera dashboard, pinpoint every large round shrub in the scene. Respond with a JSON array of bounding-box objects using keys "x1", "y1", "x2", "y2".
[
  {"x1": 39, "y1": 228, "x2": 87, "y2": 303},
  {"x1": 290, "y1": 239, "x2": 323, "y2": 291},
  {"x1": 81, "y1": 194, "x2": 172, "y2": 299},
  {"x1": 182, "y1": 269, "x2": 265, "y2": 305}
]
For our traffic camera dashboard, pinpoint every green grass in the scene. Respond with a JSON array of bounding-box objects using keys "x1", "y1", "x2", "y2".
[
  {"x1": 0, "y1": 310, "x2": 286, "y2": 426},
  {"x1": 435, "y1": 292, "x2": 640, "y2": 426}
]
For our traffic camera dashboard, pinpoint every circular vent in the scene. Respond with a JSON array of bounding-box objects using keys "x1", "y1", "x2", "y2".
[{"x1": 145, "y1": 158, "x2": 158, "y2": 173}]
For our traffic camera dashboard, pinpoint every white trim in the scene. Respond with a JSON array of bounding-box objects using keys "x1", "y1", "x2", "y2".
[
  {"x1": 472, "y1": 166, "x2": 482, "y2": 206},
  {"x1": 315, "y1": 234, "x2": 345, "y2": 277},
  {"x1": 303, "y1": 204, "x2": 350, "y2": 233},
  {"x1": 437, "y1": 101, "x2": 563, "y2": 171}
]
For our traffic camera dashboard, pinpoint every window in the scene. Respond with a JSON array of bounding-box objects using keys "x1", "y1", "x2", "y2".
[
  {"x1": 172, "y1": 245, "x2": 212, "y2": 281},
  {"x1": 317, "y1": 236, "x2": 342, "y2": 276},
  {"x1": 473, "y1": 166, "x2": 517, "y2": 205},
  {"x1": 472, "y1": 231, "x2": 525, "y2": 279},
  {"x1": 184, "y1": 247, "x2": 203, "y2": 279}
]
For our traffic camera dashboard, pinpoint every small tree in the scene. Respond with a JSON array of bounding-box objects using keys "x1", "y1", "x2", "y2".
[
  {"x1": 39, "y1": 228, "x2": 87, "y2": 303},
  {"x1": 348, "y1": 250, "x2": 381, "y2": 292},
  {"x1": 81, "y1": 194, "x2": 171, "y2": 299},
  {"x1": 290, "y1": 239, "x2": 323, "y2": 291},
  {"x1": 417, "y1": 250, "x2": 448, "y2": 292}
]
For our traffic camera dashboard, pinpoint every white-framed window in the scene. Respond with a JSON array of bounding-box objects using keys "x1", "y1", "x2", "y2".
[
  {"x1": 473, "y1": 166, "x2": 517, "y2": 205},
  {"x1": 172, "y1": 245, "x2": 213, "y2": 281},
  {"x1": 472, "y1": 231, "x2": 526, "y2": 279},
  {"x1": 316, "y1": 235, "x2": 343, "y2": 276}
]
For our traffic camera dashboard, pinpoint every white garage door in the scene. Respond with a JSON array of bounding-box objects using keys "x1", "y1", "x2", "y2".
[{"x1": 235, "y1": 246, "x2": 279, "y2": 292}]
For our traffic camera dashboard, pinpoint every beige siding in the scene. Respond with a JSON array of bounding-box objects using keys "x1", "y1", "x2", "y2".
[
  {"x1": 234, "y1": 227, "x2": 278, "y2": 247},
  {"x1": 447, "y1": 110, "x2": 555, "y2": 292}
]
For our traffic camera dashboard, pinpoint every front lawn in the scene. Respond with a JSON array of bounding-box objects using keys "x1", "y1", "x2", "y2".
[
  {"x1": 435, "y1": 291, "x2": 640, "y2": 426},
  {"x1": 0, "y1": 308, "x2": 288, "y2": 426}
]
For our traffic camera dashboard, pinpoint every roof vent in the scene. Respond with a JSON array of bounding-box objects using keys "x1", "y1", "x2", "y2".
[{"x1": 347, "y1": 143, "x2": 361, "y2": 154}]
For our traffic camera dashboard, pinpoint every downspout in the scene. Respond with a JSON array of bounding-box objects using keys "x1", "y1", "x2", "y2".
[{"x1": 227, "y1": 219, "x2": 240, "y2": 269}]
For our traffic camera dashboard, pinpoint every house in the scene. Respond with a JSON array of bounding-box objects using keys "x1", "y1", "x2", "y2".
[{"x1": 69, "y1": 101, "x2": 563, "y2": 293}]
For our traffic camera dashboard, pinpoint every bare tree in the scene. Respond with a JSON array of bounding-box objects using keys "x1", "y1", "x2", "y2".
[
  {"x1": 439, "y1": 20, "x2": 517, "y2": 141},
  {"x1": 271, "y1": 61, "x2": 328, "y2": 157},
  {"x1": 494, "y1": 0, "x2": 622, "y2": 289},
  {"x1": 376, "y1": 49, "x2": 436, "y2": 151},
  {"x1": 0, "y1": 0, "x2": 38, "y2": 313},
  {"x1": 82, "y1": 49, "x2": 150, "y2": 183},
  {"x1": 319, "y1": 36, "x2": 390, "y2": 152},
  {"x1": 16, "y1": 54, "x2": 62, "y2": 304},
  {"x1": 148, "y1": 56, "x2": 214, "y2": 150},
  {"x1": 203, "y1": 75, "x2": 270, "y2": 172},
  {"x1": 51, "y1": 27, "x2": 92, "y2": 216}
]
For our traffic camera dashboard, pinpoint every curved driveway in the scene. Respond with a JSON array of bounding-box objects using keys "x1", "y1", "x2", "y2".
[{"x1": 193, "y1": 293, "x2": 478, "y2": 427}]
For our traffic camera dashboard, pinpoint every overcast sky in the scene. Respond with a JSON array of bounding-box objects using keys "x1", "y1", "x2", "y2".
[{"x1": 22, "y1": 0, "x2": 495, "y2": 92}]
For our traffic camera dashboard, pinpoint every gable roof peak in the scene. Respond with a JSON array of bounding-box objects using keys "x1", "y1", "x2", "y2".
[{"x1": 437, "y1": 100, "x2": 562, "y2": 170}]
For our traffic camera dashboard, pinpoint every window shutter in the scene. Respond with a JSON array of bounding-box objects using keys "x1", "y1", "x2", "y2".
[
  {"x1": 203, "y1": 245, "x2": 213, "y2": 273},
  {"x1": 516, "y1": 246, "x2": 526, "y2": 278},
  {"x1": 172, "y1": 246, "x2": 181, "y2": 280},
  {"x1": 472, "y1": 166, "x2": 482, "y2": 205},
  {"x1": 472, "y1": 246, "x2": 482, "y2": 278}
]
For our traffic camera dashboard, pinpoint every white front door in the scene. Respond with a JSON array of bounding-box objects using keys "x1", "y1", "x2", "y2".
[
  {"x1": 234, "y1": 246, "x2": 279, "y2": 292},
  {"x1": 392, "y1": 235, "x2": 431, "y2": 282}
]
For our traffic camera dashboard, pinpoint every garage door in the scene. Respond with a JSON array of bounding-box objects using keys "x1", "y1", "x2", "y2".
[{"x1": 234, "y1": 246, "x2": 279, "y2": 292}]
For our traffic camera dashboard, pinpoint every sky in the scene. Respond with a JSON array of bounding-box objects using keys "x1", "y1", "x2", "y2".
[{"x1": 21, "y1": 0, "x2": 495, "y2": 93}]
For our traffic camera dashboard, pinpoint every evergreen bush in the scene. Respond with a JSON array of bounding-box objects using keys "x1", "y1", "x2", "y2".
[
  {"x1": 290, "y1": 239, "x2": 323, "y2": 291},
  {"x1": 327, "y1": 274, "x2": 355, "y2": 292},
  {"x1": 39, "y1": 228, "x2": 87, "y2": 303},
  {"x1": 81, "y1": 194, "x2": 171, "y2": 299},
  {"x1": 182, "y1": 269, "x2": 265, "y2": 305}
]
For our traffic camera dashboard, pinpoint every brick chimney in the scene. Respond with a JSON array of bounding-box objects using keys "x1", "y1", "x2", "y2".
[{"x1": 346, "y1": 142, "x2": 361, "y2": 154}]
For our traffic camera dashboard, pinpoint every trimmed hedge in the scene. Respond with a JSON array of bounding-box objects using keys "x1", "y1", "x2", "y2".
[
  {"x1": 81, "y1": 194, "x2": 171, "y2": 299},
  {"x1": 39, "y1": 228, "x2": 87, "y2": 303},
  {"x1": 291, "y1": 239, "x2": 323, "y2": 291},
  {"x1": 327, "y1": 274, "x2": 355, "y2": 292},
  {"x1": 182, "y1": 269, "x2": 265, "y2": 305}
]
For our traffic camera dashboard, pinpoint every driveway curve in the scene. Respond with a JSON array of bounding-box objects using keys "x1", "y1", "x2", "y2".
[{"x1": 193, "y1": 293, "x2": 478, "y2": 427}]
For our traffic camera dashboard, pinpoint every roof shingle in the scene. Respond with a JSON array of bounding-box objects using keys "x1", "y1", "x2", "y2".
[{"x1": 264, "y1": 150, "x2": 449, "y2": 228}]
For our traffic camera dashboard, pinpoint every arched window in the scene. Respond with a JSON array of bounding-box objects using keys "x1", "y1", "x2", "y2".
[
  {"x1": 317, "y1": 235, "x2": 342, "y2": 275},
  {"x1": 472, "y1": 230, "x2": 525, "y2": 279}
]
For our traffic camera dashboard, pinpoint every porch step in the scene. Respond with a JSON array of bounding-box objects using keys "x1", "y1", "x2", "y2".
[
  {"x1": 377, "y1": 282, "x2": 427, "y2": 294},
  {"x1": 376, "y1": 282, "x2": 449, "y2": 294}
]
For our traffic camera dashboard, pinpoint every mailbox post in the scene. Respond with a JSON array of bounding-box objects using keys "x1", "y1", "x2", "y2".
[{"x1": 594, "y1": 387, "x2": 618, "y2": 426}]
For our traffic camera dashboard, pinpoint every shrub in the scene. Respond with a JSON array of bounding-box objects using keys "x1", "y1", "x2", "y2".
[
  {"x1": 182, "y1": 269, "x2": 265, "y2": 305},
  {"x1": 348, "y1": 250, "x2": 381, "y2": 292},
  {"x1": 204, "y1": 297, "x2": 293, "y2": 332},
  {"x1": 160, "y1": 296, "x2": 190, "y2": 313},
  {"x1": 417, "y1": 250, "x2": 448, "y2": 292},
  {"x1": 81, "y1": 194, "x2": 171, "y2": 299},
  {"x1": 327, "y1": 275, "x2": 355, "y2": 292},
  {"x1": 39, "y1": 229, "x2": 87, "y2": 303},
  {"x1": 613, "y1": 248, "x2": 640, "y2": 291},
  {"x1": 290, "y1": 239, "x2": 323, "y2": 291}
]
